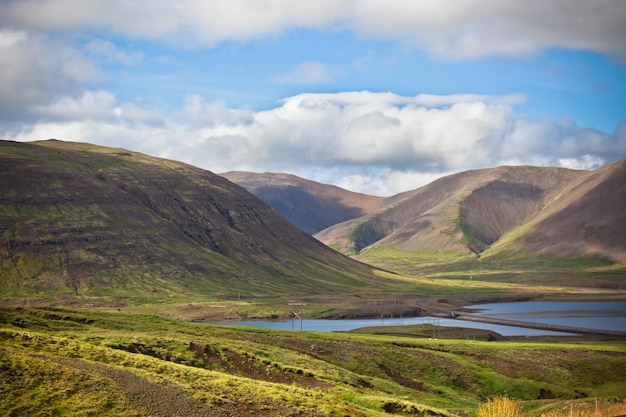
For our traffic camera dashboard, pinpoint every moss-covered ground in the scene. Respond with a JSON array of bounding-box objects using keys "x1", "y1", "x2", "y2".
[{"x1": 1, "y1": 306, "x2": 625, "y2": 417}]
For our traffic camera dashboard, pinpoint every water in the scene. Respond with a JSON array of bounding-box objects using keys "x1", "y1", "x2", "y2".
[
  {"x1": 466, "y1": 301, "x2": 626, "y2": 332},
  {"x1": 213, "y1": 301, "x2": 626, "y2": 336},
  {"x1": 214, "y1": 316, "x2": 575, "y2": 336}
]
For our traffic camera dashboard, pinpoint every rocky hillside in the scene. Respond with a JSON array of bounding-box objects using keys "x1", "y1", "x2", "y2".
[
  {"x1": 314, "y1": 161, "x2": 626, "y2": 263},
  {"x1": 0, "y1": 140, "x2": 389, "y2": 301},
  {"x1": 221, "y1": 171, "x2": 385, "y2": 234}
]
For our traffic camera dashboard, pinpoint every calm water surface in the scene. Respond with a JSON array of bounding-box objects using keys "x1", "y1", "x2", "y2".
[
  {"x1": 465, "y1": 301, "x2": 626, "y2": 332},
  {"x1": 214, "y1": 316, "x2": 574, "y2": 336},
  {"x1": 214, "y1": 301, "x2": 626, "y2": 336}
]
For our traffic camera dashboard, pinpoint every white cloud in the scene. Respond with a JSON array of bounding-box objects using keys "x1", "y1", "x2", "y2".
[
  {"x1": 329, "y1": 169, "x2": 448, "y2": 197},
  {"x1": 0, "y1": 29, "x2": 100, "y2": 114},
  {"x1": 4, "y1": 91, "x2": 624, "y2": 196},
  {"x1": 349, "y1": 0, "x2": 626, "y2": 60},
  {"x1": 274, "y1": 62, "x2": 332, "y2": 85},
  {"x1": 1, "y1": 2, "x2": 622, "y2": 198},
  {"x1": 1, "y1": 1, "x2": 624, "y2": 60},
  {"x1": 0, "y1": 1, "x2": 181, "y2": 38},
  {"x1": 558, "y1": 154, "x2": 606, "y2": 170},
  {"x1": 34, "y1": 90, "x2": 117, "y2": 121},
  {"x1": 177, "y1": 94, "x2": 254, "y2": 127},
  {"x1": 176, "y1": 0, "x2": 349, "y2": 45},
  {"x1": 0, "y1": 0, "x2": 346, "y2": 45}
]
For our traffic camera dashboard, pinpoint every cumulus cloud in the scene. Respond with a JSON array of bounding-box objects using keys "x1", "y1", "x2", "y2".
[
  {"x1": 177, "y1": 95, "x2": 254, "y2": 127},
  {"x1": 348, "y1": 0, "x2": 626, "y2": 60},
  {"x1": 0, "y1": 0, "x2": 346, "y2": 45},
  {"x1": 34, "y1": 90, "x2": 117, "y2": 121},
  {"x1": 0, "y1": 29, "x2": 100, "y2": 118},
  {"x1": 1, "y1": 0, "x2": 624, "y2": 60},
  {"x1": 1, "y1": 2, "x2": 623, "y2": 198},
  {"x1": 4, "y1": 91, "x2": 624, "y2": 196},
  {"x1": 558, "y1": 154, "x2": 607, "y2": 170}
]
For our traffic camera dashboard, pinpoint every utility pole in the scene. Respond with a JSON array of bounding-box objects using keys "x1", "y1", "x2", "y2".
[{"x1": 288, "y1": 303, "x2": 306, "y2": 330}]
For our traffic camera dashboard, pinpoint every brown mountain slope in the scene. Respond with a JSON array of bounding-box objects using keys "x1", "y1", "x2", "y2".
[
  {"x1": 316, "y1": 163, "x2": 625, "y2": 262},
  {"x1": 0, "y1": 140, "x2": 389, "y2": 301},
  {"x1": 501, "y1": 158, "x2": 626, "y2": 262},
  {"x1": 221, "y1": 171, "x2": 385, "y2": 234}
]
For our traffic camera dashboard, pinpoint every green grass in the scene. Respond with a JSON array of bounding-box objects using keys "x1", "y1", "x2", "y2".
[
  {"x1": 1, "y1": 307, "x2": 624, "y2": 417},
  {"x1": 354, "y1": 246, "x2": 626, "y2": 292}
]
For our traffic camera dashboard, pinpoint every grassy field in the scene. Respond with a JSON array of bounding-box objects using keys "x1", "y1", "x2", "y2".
[
  {"x1": 1, "y1": 306, "x2": 625, "y2": 417},
  {"x1": 5, "y1": 245, "x2": 623, "y2": 324},
  {"x1": 354, "y1": 247, "x2": 626, "y2": 292}
]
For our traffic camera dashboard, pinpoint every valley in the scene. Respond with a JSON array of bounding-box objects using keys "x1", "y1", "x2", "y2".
[{"x1": 1, "y1": 139, "x2": 625, "y2": 416}]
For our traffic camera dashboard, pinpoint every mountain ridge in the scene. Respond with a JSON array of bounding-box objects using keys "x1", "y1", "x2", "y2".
[
  {"x1": 507, "y1": 158, "x2": 626, "y2": 262},
  {"x1": 226, "y1": 162, "x2": 626, "y2": 263},
  {"x1": 319, "y1": 161, "x2": 625, "y2": 262},
  {"x1": 221, "y1": 171, "x2": 385, "y2": 234},
  {"x1": 0, "y1": 139, "x2": 390, "y2": 301}
]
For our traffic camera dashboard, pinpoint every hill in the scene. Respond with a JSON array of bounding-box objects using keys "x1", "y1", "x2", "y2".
[
  {"x1": 221, "y1": 171, "x2": 385, "y2": 234},
  {"x1": 2, "y1": 306, "x2": 626, "y2": 417},
  {"x1": 313, "y1": 162, "x2": 626, "y2": 263},
  {"x1": 0, "y1": 139, "x2": 393, "y2": 303},
  {"x1": 506, "y1": 158, "x2": 626, "y2": 262}
]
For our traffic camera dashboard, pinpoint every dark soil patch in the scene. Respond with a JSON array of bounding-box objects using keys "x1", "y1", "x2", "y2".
[
  {"x1": 189, "y1": 342, "x2": 332, "y2": 390},
  {"x1": 379, "y1": 363, "x2": 425, "y2": 391},
  {"x1": 224, "y1": 350, "x2": 330, "y2": 389},
  {"x1": 42, "y1": 313, "x2": 95, "y2": 325}
]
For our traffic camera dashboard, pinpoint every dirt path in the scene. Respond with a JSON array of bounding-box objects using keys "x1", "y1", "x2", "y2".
[{"x1": 53, "y1": 357, "x2": 222, "y2": 417}]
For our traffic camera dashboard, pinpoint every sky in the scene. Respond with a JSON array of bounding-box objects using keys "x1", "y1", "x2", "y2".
[{"x1": 1, "y1": 0, "x2": 625, "y2": 196}]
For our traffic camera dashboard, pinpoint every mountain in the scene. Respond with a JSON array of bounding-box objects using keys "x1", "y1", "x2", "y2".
[
  {"x1": 0, "y1": 139, "x2": 389, "y2": 301},
  {"x1": 312, "y1": 161, "x2": 625, "y2": 263},
  {"x1": 507, "y1": 158, "x2": 626, "y2": 262},
  {"x1": 221, "y1": 171, "x2": 385, "y2": 234}
]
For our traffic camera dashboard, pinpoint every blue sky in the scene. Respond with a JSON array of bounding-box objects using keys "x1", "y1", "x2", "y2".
[{"x1": 1, "y1": 1, "x2": 625, "y2": 195}]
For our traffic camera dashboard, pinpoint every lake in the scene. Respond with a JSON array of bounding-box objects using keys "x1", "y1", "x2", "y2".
[
  {"x1": 213, "y1": 301, "x2": 626, "y2": 336},
  {"x1": 465, "y1": 301, "x2": 626, "y2": 332},
  {"x1": 214, "y1": 316, "x2": 575, "y2": 336}
]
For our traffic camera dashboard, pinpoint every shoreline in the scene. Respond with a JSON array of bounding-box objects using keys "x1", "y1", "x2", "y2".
[
  {"x1": 419, "y1": 295, "x2": 626, "y2": 337},
  {"x1": 449, "y1": 312, "x2": 626, "y2": 337}
]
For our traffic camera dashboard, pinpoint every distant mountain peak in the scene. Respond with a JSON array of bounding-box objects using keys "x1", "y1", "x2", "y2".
[{"x1": 221, "y1": 171, "x2": 385, "y2": 234}]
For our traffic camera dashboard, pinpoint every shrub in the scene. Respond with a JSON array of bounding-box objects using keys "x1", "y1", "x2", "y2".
[
  {"x1": 541, "y1": 399, "x2": 626, "y2": 417},
  {"x1": 477, "y1": 395, "x2": 523, "y2": 417}
]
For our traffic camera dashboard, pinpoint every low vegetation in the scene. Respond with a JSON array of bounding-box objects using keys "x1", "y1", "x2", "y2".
[
  {"x1": 1, "y1": 306, "x2": 625, "y2": 416},
  {"x1": 476, "y1": 395, "x2": 626, "y2": 417},
  {"x1": 477, "y1": 395, "x2": 523, "y2": 417},
  {"x1": 354, "y1": 247, "x2": 626, "y2": 292}
]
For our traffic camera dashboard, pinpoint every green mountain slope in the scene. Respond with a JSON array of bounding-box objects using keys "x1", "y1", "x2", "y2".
[{"x1": 0, "y1": 139, "x2": 392, "y2": 302}]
